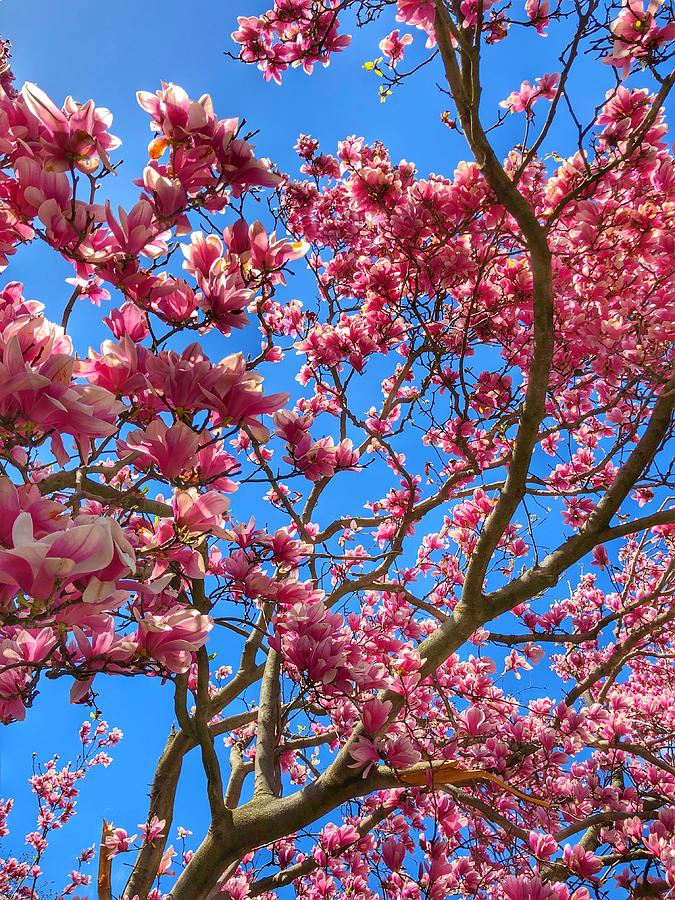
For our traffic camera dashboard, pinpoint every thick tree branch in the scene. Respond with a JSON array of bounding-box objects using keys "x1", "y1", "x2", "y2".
[{"x1": 253, "y1": 649, "x2": 282, "y2": 798}]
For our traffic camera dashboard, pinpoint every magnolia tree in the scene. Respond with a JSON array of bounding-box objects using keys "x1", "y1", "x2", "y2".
[{"x1": 0, "y1": 0, "x2": 674, "y2": 893}]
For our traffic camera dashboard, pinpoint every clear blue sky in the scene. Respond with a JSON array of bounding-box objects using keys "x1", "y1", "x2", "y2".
[{"x1": 0, "y1": 0, "x2": 623, "y2": 894}]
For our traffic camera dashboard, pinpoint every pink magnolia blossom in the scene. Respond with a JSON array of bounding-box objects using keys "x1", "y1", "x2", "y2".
[
  {"x1": 103, "y1": 302, "x2": 150, "y2": 342},
  {"x1": 500, "y1": 73, "x2": 560, "y2": 115},
  {"x1": 605, "y1": 0, "x2": 675, "y2": 77},
  {"x1": 104, "y1": 827, "x2": 137, "y2": 857},
  {"x1": 502, "y1": 875, "x2": 559, "y2": 900},
  {"x1": 525, "y1": 0, "x2": 550, "y2": 34},
  {"x1": 361, "y1": 698, "x2": 393, "y2": 734},
  {"x1": 379, "y1": 30, "x2": 414, "y2": 65},
  {"x1": 561, "y1": 843, "x2": 603, "y2": 878},
  {"x1": 135, "y1": 607, "x2": 213, "y2": 673},
  {"x1": 0, "y1": 512, "x2": 135, "y2": 605},
  {"x1": 347, "y1": 735, "x2": 381, "y2": 777},
  {"x1": 172, "y1": 489, "x2": 230, "y2": 537},
  {"x1": 138, "y1": 816, "x2": 166, "y2": 842},
  {"x1": 124, "y1": 420, "x2": 200, "y2": 479},
  {"x1": 20, "y1": 82, "x2": 120, "y2": 173}
]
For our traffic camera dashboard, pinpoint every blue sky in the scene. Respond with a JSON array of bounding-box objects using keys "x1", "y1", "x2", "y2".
[{"x1": 0, "y1": 0, "x2": 634, "y2": 894}]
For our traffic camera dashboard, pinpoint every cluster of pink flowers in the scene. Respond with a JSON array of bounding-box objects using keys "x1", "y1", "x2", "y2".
[
  {"x1": 396, "y1": 0, "x2": 437, "y2": 44},
  {"x1": 0, "y1": 63, "x2": 313, "y2": 722},
  {"x1": 1, "y1": 2, "x2": 675, "y2": 896},
  {"x1": 605, "y1": 0, "x2": 675, "y2": 77},
  {"x1": 232, "y1": 0, "x2": 351, "y2": 84},
  {"x1": 274, "y1": 410, "x2": 359, "y2": 481},
  {"x1": 271, "y1": 589, "x2": 390, "y2": 694},
  {"x1": 0, "y1": 75, "x2": 303, "y2": 332},
  {"x1": 0, "y1": 720, "x2": 119, "y2": 898},
  {"x1": 500, "y1": 73, "x2": 560, "y2": 115},
  {"x1": 230, "y1": 0, "x2": 591, "y2": 81},
  {"x1": 0, "y1": 283, "x2": 122, "y2": 465}
]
